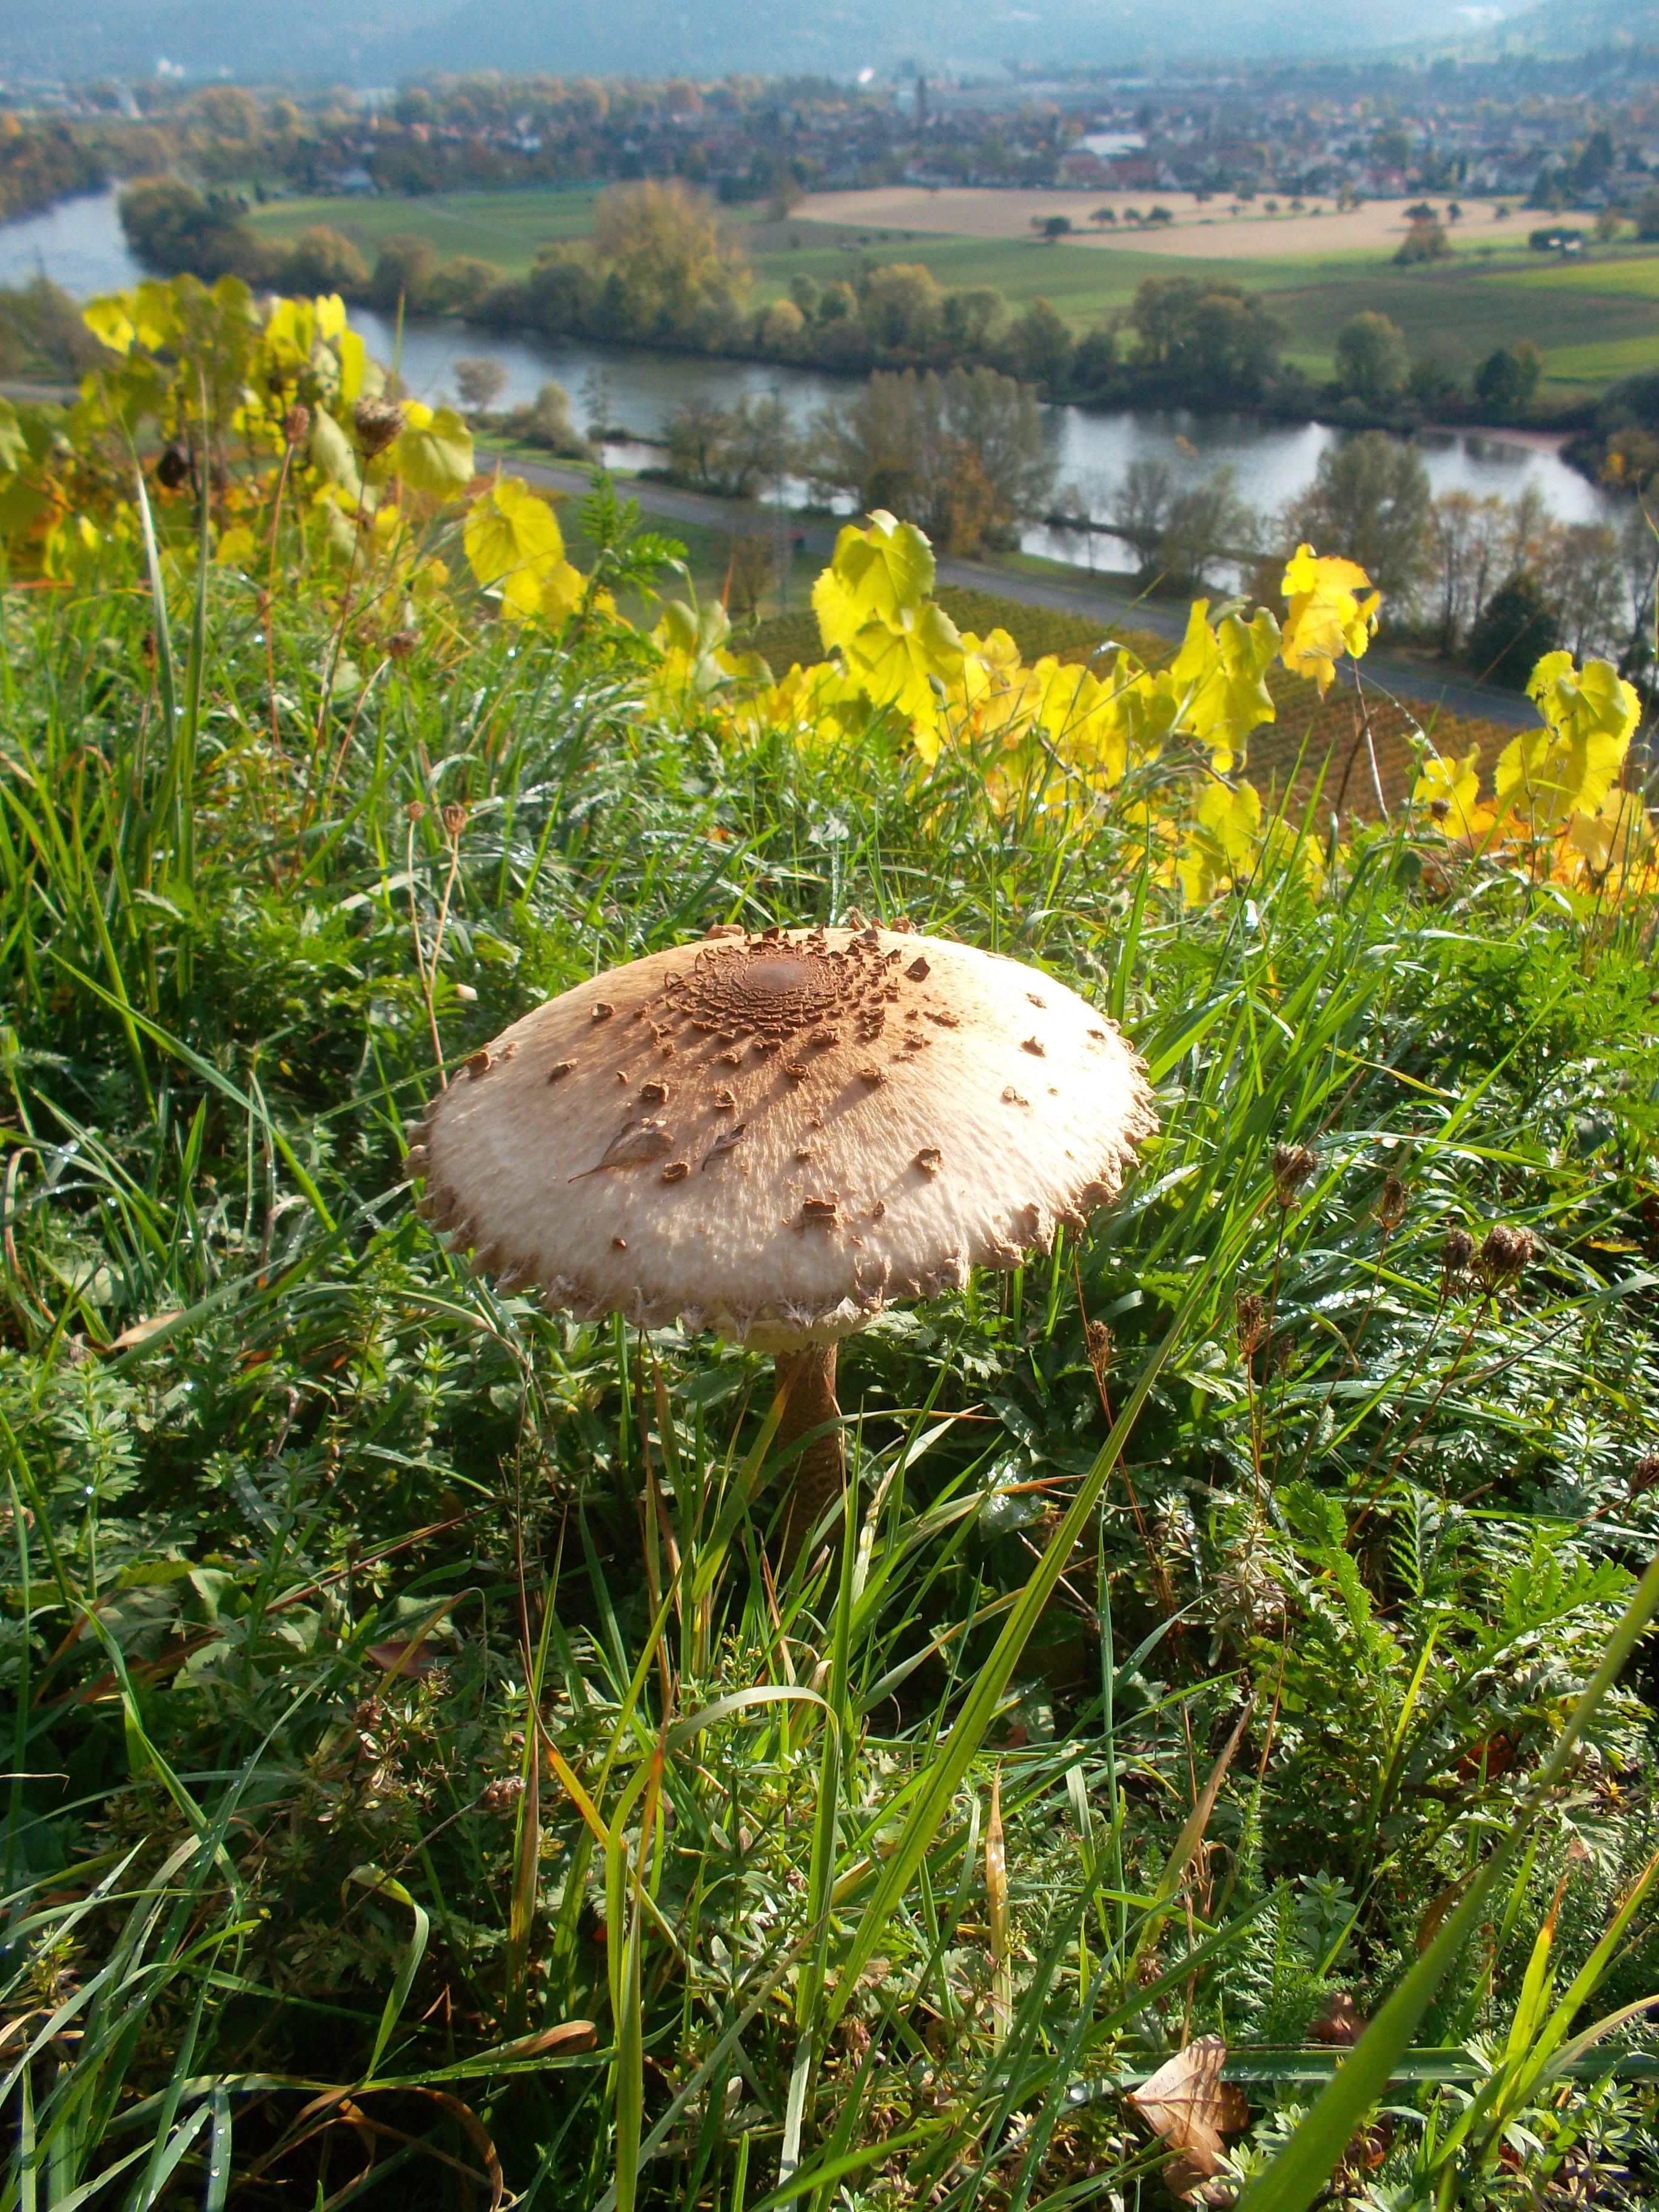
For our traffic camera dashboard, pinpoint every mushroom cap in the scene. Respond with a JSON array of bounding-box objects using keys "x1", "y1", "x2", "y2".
[{"x1": 411, "y1": 924, "x2": 1156, "y2": 1349}]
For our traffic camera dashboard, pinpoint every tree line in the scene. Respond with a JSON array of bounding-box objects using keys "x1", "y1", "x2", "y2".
[{"x1": 118, "y1": 176, "x2": 1555, "y2": 431}]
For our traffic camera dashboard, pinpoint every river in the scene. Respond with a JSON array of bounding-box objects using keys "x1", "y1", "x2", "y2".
[{"x1": 2, "y1": 187, "x2": 1615, "y2": 566}]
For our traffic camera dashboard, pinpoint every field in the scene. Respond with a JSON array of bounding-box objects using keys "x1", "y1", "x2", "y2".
[
  {"x1": 799, "y1": 184, "x2": 1541, "y2": 260},
  {"x1": 247, "y1": 183, "x2": 1659, "y2": 393},
  {"x1": 4, "y1": 273, "x2": 1659, "y2": 2212}
]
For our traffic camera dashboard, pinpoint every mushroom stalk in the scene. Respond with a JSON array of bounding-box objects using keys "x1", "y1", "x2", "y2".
[{"x1": 774, "y1": 1344, "x2": 844, "y2": 1559}]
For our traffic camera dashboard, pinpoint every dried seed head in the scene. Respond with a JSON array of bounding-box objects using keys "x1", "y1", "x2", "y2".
[
  {"x1": 1084, "y1": 1319, "x2": 1114, "y2": 1381},
  {"x1": 354, "y1": 397, "x2": 406, "y2": 458},
  {"x1": 480, "y1": 1775, "x2": 525, "y2": 1814},
  {"x1": 1235, "y1": 1292, "x2": 1267, "y2": 1358},
  {"x1": 442, "y1": 801, "x2": 468, "y2": 839},
  {"x1": 283, "y1": 402, "x2": 311, "y2": 446},
  {"x1": 404, "y1": 799, "x2": 427, "y2": 822},
  {"x1": 1376, "y1": 1176, "x2": 1408, "y2": 1234},
  {"x1": 1428, "y1": 796, "x2": 1451, "y2": 822},
  {"x1": 1629, "y1": 1452, "x2": 1659, "y2": 1498},
  {"x1": 386, "y1": 626, "x2": 418, "y2": 662},
  {"x1": 1271, "y1": 1142, "x2": 1316, "y2": 1207},
  {"x1": 1475, "y1": 1224, "x2": 1535, "y2": 1289},
  {"x1": 1441, "y1": 1227, "x2": 1475, "y2": 1282}
]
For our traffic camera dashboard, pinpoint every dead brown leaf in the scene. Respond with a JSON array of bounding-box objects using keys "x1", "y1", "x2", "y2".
[
  {"x1": 1309, "y1": 1991, "x2": 1366, "y2": 2045},
  {"x1": 1130, "y1": 2035, "x2": 1248, "y2": 2204},
  {"x1": 107, "y1": 1312, "x2": 183, "y2": 1350}
]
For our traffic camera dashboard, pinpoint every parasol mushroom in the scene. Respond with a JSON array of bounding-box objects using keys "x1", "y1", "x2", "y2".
[{"x1": 409, "y1": 922, "x2": 1156, "y2": 1555}]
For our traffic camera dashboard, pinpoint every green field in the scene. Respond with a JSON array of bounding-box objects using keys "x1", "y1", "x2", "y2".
[{"x1": 248, "y1": 187, "x2": 1659, "y2": 392}]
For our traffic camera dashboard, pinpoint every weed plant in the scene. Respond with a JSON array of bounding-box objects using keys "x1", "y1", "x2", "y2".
[{"x1": 2, "y1": 466, "x2": 1659, "y2": 2209}]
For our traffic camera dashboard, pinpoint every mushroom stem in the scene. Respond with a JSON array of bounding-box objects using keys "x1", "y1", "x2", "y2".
[{"x1": 774, "y1": 1344, "x2": 845, "y2": 1560}]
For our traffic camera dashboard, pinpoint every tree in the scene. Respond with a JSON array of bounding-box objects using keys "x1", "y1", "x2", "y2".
[
  {"x1": 1109, "y1": 458, "x2": 1175, "y2": 574},
  {"x1": 859, "y1": 263, "x2": 943, "y2": 354},
  {"x1": 1467, "y1": 570, "x2": 1560, "y2": 686},
  {"x1": 809, "y1": 365, "x2": 1053, "y2": 555},
  {"x1": 1032, "y1": 214, "x2": 1073, "y2": 242},
  {"x1": 1001, "y1": 298, "x2": 1074, "y2": 391},
  {"x1": 427, "y1": 258, "x2": 506, "y2": 320},
  {"x1": 1394, "y1": 220, "x2": 1452, "y2": 265},
  {"x1": 453, "y1": 357, "x2": 509, "y2": 416},
  {"x1": 1285, "y1": 431, "x2": 1433, "y2": 605},
  {"x1": 1637, "y1": 193, "x2": 1659, "y2": 243},
  {"x1": 506, "y1": 381, "x2": 589, "y2": 457},
  {"x1": 1427, "y1": 489, "x2": 1507, "y2": 652},
  {"x1": 1474, "y1": 341, "x2": 1541, "y2": 420},
  {"x1": 1127, "y1": 275, "x2": 1283, "y2": 404},
  {"x1": 940, "y1": 287, "x2": 1007, "y2": 355},
  {"x1": 1091, "y1": 206, "x2": 1118, "y2": 228},
  {"x1": 276, "y1": 226, "x2": 368, "y2": 299},
  {"x1": 665, "y1": 394, "x2": 790, "y2": 498},
  {"x1": 1159, "y1": 466, "x2": 1253, "y2": 589},
  {"x1": 118, "y1": 178, "x2": 268, "y2": 284},
  {"x1": 1333, "y1": 312, "x2": 1410, "y2": 409},
  {"x1": 370, "y1": 233, "x2": 438, "y2": 312},
  {"x1": 592, "y1": 179, "x2": 749, "y2": 343}
]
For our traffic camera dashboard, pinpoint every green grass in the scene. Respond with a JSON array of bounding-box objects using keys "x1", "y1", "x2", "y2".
[
  {"x1": 3, "y1": 397, "x2": 1659, "y2": 2210},
  {"x1": 247, "y1": 186, "x2": 606, "y2": 276}
]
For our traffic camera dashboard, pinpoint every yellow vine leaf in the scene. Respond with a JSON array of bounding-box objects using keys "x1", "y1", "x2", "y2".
[
  {"x1": 841, "y1": 600, "x2": 965, "y2": 728},
  {"x1": 393, "y1": 403, "x2": 475, "y2": 500},
  {"x1": 1171, "y1": 600, "x2": 1281, "y2": 771},
  {"x1": 82, "y1": 296, "x2": 136, "y2": 356},
  {"x1": 1565, "y1": 790, "x2": 1655, "y2": 883},
  {"x1": 1178, "y1": 779, "x2": 1263, "y2": 903},
  {"x1": 1493, "y1": 652, "x2": 1640, "y2": 833},
  {"x1": 1412, "y1": 746, "x2": 1489, "y2": 842},
  {"x1": 812, "y1": 509, "x2": 937, "y2": 651},
  {"x1": 464, "y1": 475, "x2": 580, "y2": 619},
  {"x1": 1279, "y1": 545, "x2": 1379, "y2": 695},
  {"x1": 214, "y1": 525, "x2": 257, "y2": 569}
]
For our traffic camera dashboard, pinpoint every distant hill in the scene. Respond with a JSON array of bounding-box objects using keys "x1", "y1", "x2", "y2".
[
  {"x1": 1, "y1": 0, "x2": 1509, "y2": 92},
  {"x1": 1464, "y1": 0, "x2": 1659, "y2": 50}
]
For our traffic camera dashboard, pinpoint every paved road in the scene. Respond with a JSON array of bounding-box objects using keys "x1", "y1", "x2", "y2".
[{"x1": 513, "y1": 455, "x2": 1540, "y2": 731}]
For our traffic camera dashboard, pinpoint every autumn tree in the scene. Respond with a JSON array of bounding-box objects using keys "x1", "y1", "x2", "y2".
[{"x1": 1333, "y1": 312, "x2": 1410, "y2": 409}]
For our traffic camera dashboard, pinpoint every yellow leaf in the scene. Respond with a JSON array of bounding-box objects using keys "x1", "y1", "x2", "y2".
[
  {"x1": 1493, "y1": 652, "x2": 1640, "y2": 834},
  {"x1": 1412, "y1": 746, "x2": 1486, "y2": 840},
  {"x1": 82, "y1": 296, "x2": 135, "y2": 355},
  {"x1": 308, "y1": 409, "x2": 361, "y2": 499},
  {"x1": 812, "y1": 509, "x2": 937, "y2": 654},
  {"x1": 840, "y1": 597, "x2": 964, "y2": 728},
  {"x1": 1279, "y1": 543, "x2": 1380, "y2": 695},
  {"x1": 1178, "y1": 779, "x2": 1263, "y2": 903},
  {"x1": 1566, "y1": 790, "x2": 1654, "y2": 880},
  {"x1": 393, "y1": 406, "x2": 474, "y2": 500},
  {"x1": 214, "y1": 525, "x2": 257, "y2": 569},
  {"x1": 464, "y1": 474, "x2": 571, "y2": 617},
  {"x1": 1171, "y1": 600, "x2": 1280, "y2": 771}
]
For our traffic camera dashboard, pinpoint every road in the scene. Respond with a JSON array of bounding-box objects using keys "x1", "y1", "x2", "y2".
[{"x1": 511, "y1": 455, "x2": 1540, "y2": 731}]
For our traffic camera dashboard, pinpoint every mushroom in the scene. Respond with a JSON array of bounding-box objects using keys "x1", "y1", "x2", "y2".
[{"x1": 409, "y1": 924, "x2": 1156, "y2": 1557}]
